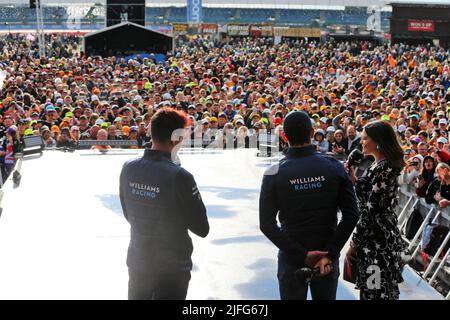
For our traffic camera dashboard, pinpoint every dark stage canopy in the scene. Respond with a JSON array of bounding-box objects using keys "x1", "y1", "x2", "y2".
[{"x1": 83, "y1": 22, "x2": 173, "y2": 57}]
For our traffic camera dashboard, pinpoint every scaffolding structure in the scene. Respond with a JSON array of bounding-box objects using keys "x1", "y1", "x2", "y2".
[{"x1": 35, "y1": 0, "x2": 46, "y2": 58}]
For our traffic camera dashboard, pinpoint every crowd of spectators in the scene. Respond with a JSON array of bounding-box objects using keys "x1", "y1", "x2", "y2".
[{"x1": 1, "y1": 34, "x2": 450, "y2": 209}]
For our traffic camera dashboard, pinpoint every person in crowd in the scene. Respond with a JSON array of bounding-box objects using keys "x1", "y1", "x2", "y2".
[
  {"x1": 399, "y1": 155, "x2": 423, "y2": 186},
  {"x1": 127, "y1": 126, "x2": 139, "y2": 149},
  {"x1": 332, "y1": 129, "x2": 347, "y2": 156},
  {"x1": 91, "y1": 129, "x2": 111, "y2": 151},
  {"x1": 0, "y1": 127, "x2": 20, "y2": 181},
  {"x1": 416, "y1": 156, "x2": 437, "y2": 198},
  {"x1": 41, "y1": 126, "x2": 56, "y2": 148},
  {"x1": 56, "y1": 127, "x2": 75, "y2": 148},
  {"x1": 235, "y1": 125, "x2": 250, "y2": 149},
  {"x1": 346, "y1": 126, "x2": 362, "y2": 155},
  {"x1": 417, "y1": 142, "x2": 429, "y2": 157},
  {"x1": 312, "y1": 129, "x2": 329, "y2": 153},
  {"x1": 425, "y1": 162, "x2": 450, "y2": 208},
  {"x1": 70, "y1": 126, "x2": 80, "y2": 143}
]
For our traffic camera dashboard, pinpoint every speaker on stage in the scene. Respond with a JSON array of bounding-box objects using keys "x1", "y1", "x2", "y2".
[{"x1": 106, "y1": 0, "x2": 146, "y2": 27}]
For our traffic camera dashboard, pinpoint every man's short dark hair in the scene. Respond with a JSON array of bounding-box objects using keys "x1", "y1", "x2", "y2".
[{"x1": 150, "y1": 107, "x2": 188, "y2": 144}]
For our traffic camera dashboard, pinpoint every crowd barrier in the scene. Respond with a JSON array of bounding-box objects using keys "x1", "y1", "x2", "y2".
[{"x1": 396, "y1": 183, "x2": 450, "y2": 299}]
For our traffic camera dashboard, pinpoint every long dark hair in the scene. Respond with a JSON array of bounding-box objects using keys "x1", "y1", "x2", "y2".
[
  {"x1": 364, "y1": 120, "x2": 405, "y2": 170},
  {"x1": 421, "y1": 156, "x2": 437, "y2": 181}
]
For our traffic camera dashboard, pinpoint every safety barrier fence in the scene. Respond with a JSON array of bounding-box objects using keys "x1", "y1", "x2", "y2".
[{"x1": 396, "y1": 183, "x2": 450, "y2": 299}]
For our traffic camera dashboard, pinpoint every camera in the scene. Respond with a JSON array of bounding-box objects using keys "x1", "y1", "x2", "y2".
[{"x1": 347, "y1": 149, "x2": 364, "y2": 167}]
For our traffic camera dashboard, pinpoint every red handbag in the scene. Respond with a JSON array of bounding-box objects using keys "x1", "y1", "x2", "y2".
[{"x1": 343, "y1": 256, "x2": 357, "y2": 284}]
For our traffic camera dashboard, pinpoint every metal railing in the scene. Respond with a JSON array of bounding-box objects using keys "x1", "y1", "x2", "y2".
[{"x1": 396, "y1": 183, "x2": 450, "y2": 299}]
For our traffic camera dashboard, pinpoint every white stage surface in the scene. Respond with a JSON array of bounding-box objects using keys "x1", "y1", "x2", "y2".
[{"x1": 0, "y1": 148, "x2": 443, "y2": 300}]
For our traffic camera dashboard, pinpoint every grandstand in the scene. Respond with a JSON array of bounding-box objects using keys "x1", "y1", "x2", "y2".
[{"x1": 0, "y1": 0, "x2": 392, "y2": 31}]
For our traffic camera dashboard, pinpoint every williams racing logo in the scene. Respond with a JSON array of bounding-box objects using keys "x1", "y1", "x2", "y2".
[
  {"x1": 290, "y1": 176, "x2": 325, "y2": 191},
  {"x1": 129, "y1": 182, "x2": 160, "y2": 199}
]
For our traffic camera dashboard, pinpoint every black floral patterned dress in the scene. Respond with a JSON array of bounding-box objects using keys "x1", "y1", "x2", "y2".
[{"x1": 352, "y1": 159, "x2": 407, "y2": 300}]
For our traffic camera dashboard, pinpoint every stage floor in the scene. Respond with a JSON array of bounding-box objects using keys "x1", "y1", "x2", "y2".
[{"x1": 0, "y1": 148, "x2": 442, "y2": 299}]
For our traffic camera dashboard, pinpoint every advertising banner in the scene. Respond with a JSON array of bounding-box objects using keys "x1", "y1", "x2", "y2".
[
  {"x1": 250, "y1": 25, "x2": 273, "y2": 37},
  {"x1": 147, "y1": 24, "x2": 173, "y2": 35},
  {"x1": 408, "y1": 20, "x2": 435, "y2": 32},
  {"x1": 273, "y1": 27, "x2": 321, "y2": 38},
  {"x1": 202, "y1": 23, "x2": 218, "y2": 34},
  {"x1": 227, "y1": 24, "x2": 249, "y2": 36},
  {"x1": 187, "y1": 0, "x2": 202, "y2": 24},
  {"x1": 173, "y1": 23, "x2": 188, "y2": 33}
]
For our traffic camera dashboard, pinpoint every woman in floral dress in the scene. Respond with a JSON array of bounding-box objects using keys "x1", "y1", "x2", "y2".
[{"x1": 346, "y1": 120, "x2": 407, "y2": 300}]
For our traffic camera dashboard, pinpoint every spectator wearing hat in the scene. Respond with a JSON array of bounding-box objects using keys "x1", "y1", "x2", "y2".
[
  {"x1": 23, "y1": 128, "x2": 34, "y2": 137},
  {"x1": 325, "y1": 126, "x2": 336, "y2": 152},
  {"x1": 113, "y1": 117, "x2": 123, "y2": 130},
  {"x1": 41, "y1": 126, "x2": 56, "y2": 149},
  {"x1": 51, "y1": 125, "x2": 61, "y2": 141},
  {"x1": 318, "y1": 117, "x2": 329, "y2": 132},
  {"x1": 408, "y1": 114, "x2": 421, "y2": 133},
  {"x1": 42, "y1": 104, "x2": 58, "y2": 129},
  {"x1": 437, "y1": 137, "x2": 449, "y2": 151},
  {"x1": 217, "y1": 113, "x2": 227, "y2": 130},
  {"x1": 249, "y1": 113, "x2": 261, "y2": 128},
  {"x1": 136, "y1": 122, "x2": 150, "y2": 148},
  {"x1": 78, "y1": 115, "x2": 90, "y2": 134},
  {"x1": 208, "y1": 116, "x2": 218, "y2": 129},
  {"x1": 436, "y1": 148, "x2": 450, "y2": 165},
  {"x1": 235, "y1": 123, "x2": 250, "y2": 149},
  {"x1": 60, "y1": 117, "x2": 72, "y2": 129},
  {"x1": 126, "y1": 126, "x2": 139, "y2": 149},
  {"x1": 17, "y1": 119, "x2": 29, "y2": 137},
  {"x1": 224, "y1": 103, "x2": 237, "y2": 122},
  {"x1": 313, "y1": 129, "x2": 329, "y2": 154},
  {"x1": 439, "y1": 118, "x2": 448, "y2": 132},
  {"x1": 187, "y1": 105, "x2": 199, "y2": 121},
  {"x1": 198, "y1": 118, "x2": 213, "y2": 148},
  {"x1": 397, "y1": 124, "x2": 407, "y2": 139},
  {"x1": 70, "y1": 126, "x2": 80, "y2": 142},
  {"x1": 273, "y1": 117, "x2": 283, "y2": 128},
  {"x1": 122, "y1": 125, "x2": 130, "y2": 138}
]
